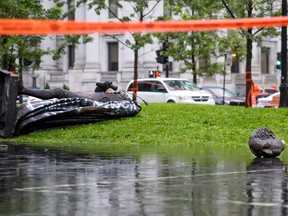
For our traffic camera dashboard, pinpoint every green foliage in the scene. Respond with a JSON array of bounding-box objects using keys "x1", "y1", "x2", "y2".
[
  {"x1": 62, "y1": 84, "x2": 70, "y2": 90},
  {"x1": 75, "y1": 0, "x2": 107, "y2": 15},
  {"x1": 76, "y1": 0, "x2": 161, "y2": 99},
  {"x1": 155, "y1": 0, "x2": 280, "y2": 81},
  {"x1": 217, "y1": 30, "x2": 246, "y2": 61},
  {"x1": 77, "y1": 0, "x2": 161, "y2": 51},
  {"x1": 45, "y1": 6, "x2": 63, "y2": 19},
  {"x1": 155, "y1": 0, "x2": 226, "y2": 79},
  {"x1": 0, "y1": 0, "x2": 43, "y2": 19},
  {"x1": 129, "y1": 34, "x2": 153, "y2": 50},
  {"x1": 0, "y1": 0, "x2": 67, "y2": 75},
  {"x1": 0, "y1": 0, "x2": 94, "y2": 74},
  {"x1": 3, "y1": 104, "x2": 288, "y2": 153},
  {"x1": 222, "y1": 0, "x2": 281, "y2": 49},
  {"x1": 196, "y1": 62, "x2": 225, "y2": 76},
  {"x1": 51, "y1": 34, "x2": 93, "y2": 60},
  {"x1": 112, "y1": 0, "x2": 161, "y2": 51},
  {"x1": 44, "y1": 82, "x2": 50, "y2": 89},
  {"x1": 0, "y1": 0, "x2": 50, "y2": 73}
]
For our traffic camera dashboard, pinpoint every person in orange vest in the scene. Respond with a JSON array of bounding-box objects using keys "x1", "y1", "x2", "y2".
[
  {"x1": 252, "y1": 83, "x2": 260, "y2": 106},
  {"x1": 253, "y1": 84, "x2": 260, "y2": 95},
  {"x1": 155, "y1": 70, "x2": 160, "y2": 78},
  {"x1": 271, "y1": 85, "x2": 277, "y2": 90}
]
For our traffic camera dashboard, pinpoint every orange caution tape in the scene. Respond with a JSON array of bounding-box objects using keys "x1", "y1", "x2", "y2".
[{"x1": 1, "y1": 16, "x2": 288, "y2": 35}]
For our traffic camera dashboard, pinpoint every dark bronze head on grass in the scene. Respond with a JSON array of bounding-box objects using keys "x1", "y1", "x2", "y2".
[{"x1": 249, "y1": 128, "x2": 285, "y2": 158}]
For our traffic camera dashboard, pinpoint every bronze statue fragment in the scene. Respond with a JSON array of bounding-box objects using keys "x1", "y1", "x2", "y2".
[
  {"x1": 249, "y1": 128, "x2": 285, "y2": 158},
  {"x1": 0, "y1": 70, "x2": 141, "y2": 138}
]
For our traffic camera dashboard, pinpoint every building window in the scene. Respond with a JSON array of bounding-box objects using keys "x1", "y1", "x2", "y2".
[
  {"x1": 261, "y1": 47, "x2": 269, "y2": 74},
  {"x1": 108, "y1": 0, "x2": 118, "y2": 18},
  {"x1": 108, "y1": 42, "x2": 118, "y2": 71},
  {"x1": 68, "y1": 45, "x2": 75, "y2": 69}
]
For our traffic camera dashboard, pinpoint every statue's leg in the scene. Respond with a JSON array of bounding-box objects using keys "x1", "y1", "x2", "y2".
[{"x1": 20, "y1": 87, "x2": 79, "y2": 99}]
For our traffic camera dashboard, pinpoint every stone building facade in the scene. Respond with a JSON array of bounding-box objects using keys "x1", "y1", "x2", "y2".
[{"x1": 23, "y1": 0, "x2": 282, "y2": 96}]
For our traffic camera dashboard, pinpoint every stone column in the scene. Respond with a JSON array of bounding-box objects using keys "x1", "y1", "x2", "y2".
[
  {"x1": 68, "y1": 2, "x2": 86, "y2": 91},
  {"x1": 40, "y1": 0, "x2": 58, "y2": 71},
  {"x1": 73, "y1": 4, "x2": 86, "y2": 69},
  {"x1": 80, "y1": 6, "x2": 102, "y2": 90},
  {"x1": 35, "y1": 0, "x2": 60, "y2": 88}
]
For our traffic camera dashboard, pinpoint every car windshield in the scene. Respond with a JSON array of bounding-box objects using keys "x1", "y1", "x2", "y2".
[
  {"x1": 163, "y1": 80, "x2": 200, "y2": 91},
  {"x1": 206, "y1": 87, "x2": 237, "y2": 97}
]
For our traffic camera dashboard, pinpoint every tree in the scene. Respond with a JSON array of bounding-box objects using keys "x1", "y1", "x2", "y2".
[
  {"x1": 155, "y1": 0, "x2": 227, "y2": 84},
  {"x1": 0, "y1": 0, "x2": 67, "y2": 100},
  {"x1": 76, "y1": 0, "x2": 161, "y2": 101},
  {"x1": 0, "y1": 0, "x2": 92, "y2": 93},
  {"x1": 220, "y1": 0, "x2": 280, "y2": 107},
  {"x1": 51, "y1": 0, "x2": 94, "y2": 61},
  {"x1": 0, "y1": 0, "x2": 62, "y2": 76}
]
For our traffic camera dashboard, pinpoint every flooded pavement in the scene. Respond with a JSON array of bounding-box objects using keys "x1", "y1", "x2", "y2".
[{"x1": 0, "y1": 144, "x2": 288, "y2": 216}]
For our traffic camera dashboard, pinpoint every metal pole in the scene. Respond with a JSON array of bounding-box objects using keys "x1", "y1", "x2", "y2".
[
  {"x1": 162, "y1": 41, "x2": 169, "y2": 77},
  {"x1": 166, "y1": 62, "x2": 169, "y2": 77},
  {"x1": 279, "y1": 0, "x2": 288, "y2": 107}
]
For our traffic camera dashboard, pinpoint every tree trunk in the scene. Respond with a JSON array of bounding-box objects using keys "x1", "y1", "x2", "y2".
[
  {"x1": 193, "y1": 70, "x2": 197, "y2": 84},
  {"x1": 192, "y1": 51, "x2": 197, "y2": 84},
  {"x1": 245, "y1": 28, "x2": 253, "y2": 108},
  {"x1": 245, "y1": 0, "x2": 253, "y2": 108}
]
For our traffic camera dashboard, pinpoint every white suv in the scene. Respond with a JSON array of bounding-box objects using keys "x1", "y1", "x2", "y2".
[{"x1": 125, "y1": 78, "x2": 215, "y2": 105}]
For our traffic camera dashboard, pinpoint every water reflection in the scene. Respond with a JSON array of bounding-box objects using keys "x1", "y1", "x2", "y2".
[
  {"x1": 246, "y1": 158, "x2": 288, "y2": 216},
  {"x1": 0, "y1": 144, "x2": 288, "y2": 216}
]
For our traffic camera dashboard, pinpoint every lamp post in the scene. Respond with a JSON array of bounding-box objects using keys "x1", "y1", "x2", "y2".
[
  {"x1": 223, "y1": 53, "x2": 227, "y2": 104},
  {"x1": 279, "y1": 0, "x2": 288, "y2": 107}
]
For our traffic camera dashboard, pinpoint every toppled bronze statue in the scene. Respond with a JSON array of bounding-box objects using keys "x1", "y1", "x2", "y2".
[
  {"x1": 0, "y1": 70, "x2": 141, "y2": 138},
  {"x1": 249, "y1": 128, "x2": 285, "y2": 158}
]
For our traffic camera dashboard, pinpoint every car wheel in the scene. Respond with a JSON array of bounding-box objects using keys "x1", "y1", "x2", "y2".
[{"x1": 167, "y1": 100, "x2": 175, "y2": 103}]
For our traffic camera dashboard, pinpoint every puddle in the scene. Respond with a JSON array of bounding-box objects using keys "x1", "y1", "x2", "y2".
[{"x1": 0, "y1": 144, "x2": 287, "y2": 216}]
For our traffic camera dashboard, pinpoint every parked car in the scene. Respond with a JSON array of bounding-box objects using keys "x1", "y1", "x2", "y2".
[
  {"x1": 126, "y1": 78, "x2": 215, "y2": 105},
  {"x1": 252, "y1": 87, "x2": 279, "y2": 106},
  {"x1": 257, "y1": 92, "x2": 280, "y2": 108},
  {"x1": 201, "y1": 86, "x2": 245, "y2": 106}
]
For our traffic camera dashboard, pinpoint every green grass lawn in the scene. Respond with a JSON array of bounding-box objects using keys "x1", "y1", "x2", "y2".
[{"x1": 1, "y1": 104, "x2": 288, "y2": 152}]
